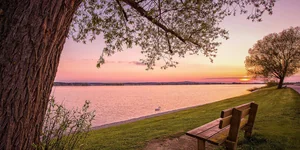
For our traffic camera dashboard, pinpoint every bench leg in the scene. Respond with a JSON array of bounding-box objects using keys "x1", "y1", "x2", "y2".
[
  {"x1": 225, "y1": 140, "x2": 237, "y2": 150},
  {"x1": 197, "y1": 139, "x2": 205, "y2": 150},
  {"x1": 244, "y1": 126, "x2": 253, "y2": 138}
]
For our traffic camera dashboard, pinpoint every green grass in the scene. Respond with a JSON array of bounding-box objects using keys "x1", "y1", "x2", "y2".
[{"x1": 83, "y1": 87, "x2": 300, "y2": 150}]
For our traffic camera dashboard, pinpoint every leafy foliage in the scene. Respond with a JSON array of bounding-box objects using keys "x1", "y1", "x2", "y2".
[
  {"x1": 245, "y1": 27, "x2": 300, "y2": 81},
  {"x1": 70, "y1": 0, "x2": 275, "y2": 69},
  {"x1": 266, "y1": 80, "x2": 278, "y2": 87},
  {"x1": 34, "y1": 98, "x2": 95, "y2": 150}
]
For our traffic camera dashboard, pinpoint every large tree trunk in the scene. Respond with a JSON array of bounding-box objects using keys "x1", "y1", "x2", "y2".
[
  {"x1": 0, "y1": 0, "x2": 81, "y2": 149},
  {"x1": 277, "y1": 77, "x2": 285, "y2": 89}
]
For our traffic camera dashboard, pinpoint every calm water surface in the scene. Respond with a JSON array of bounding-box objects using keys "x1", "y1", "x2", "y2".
[{"x1": 51, "y1": 84, "x2": 263, "y2": 127}]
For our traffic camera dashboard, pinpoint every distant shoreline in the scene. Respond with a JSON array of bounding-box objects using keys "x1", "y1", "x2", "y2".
[{"x1": 54, "y1": 82, "x2": 265, "y2": 86}]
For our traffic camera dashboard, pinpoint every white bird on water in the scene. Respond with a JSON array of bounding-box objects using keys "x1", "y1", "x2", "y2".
[{"x1": 155, "y1": 106, "x2": 161, "y2": 111}]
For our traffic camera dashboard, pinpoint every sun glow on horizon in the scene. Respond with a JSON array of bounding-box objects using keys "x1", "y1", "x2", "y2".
[{"x1": 240, "y1": 77, "x2": 251, "y2": 82}]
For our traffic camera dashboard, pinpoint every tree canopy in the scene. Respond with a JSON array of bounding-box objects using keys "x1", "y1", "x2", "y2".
[
  {"x1": 245, "y1": 27, "x2": 300, "y2": 88},
  {"x1": 71, "y1": 0, "x2": 276, "y2": 69}
]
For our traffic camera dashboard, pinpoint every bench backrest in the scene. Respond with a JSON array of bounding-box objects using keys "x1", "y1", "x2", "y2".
[
  {"x1": 218, "y1": 102, "x2": 258, "y2": 145},
  {"x1": 219, "y1": 102, "x2": 255, "y2": 129}
]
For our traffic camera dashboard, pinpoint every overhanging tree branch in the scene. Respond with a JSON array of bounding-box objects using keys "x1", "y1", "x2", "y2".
[
  {"x1": 116, "y1": 0, "x2": 129, "y2": 21},
  {"x1": 121, "y1": 0, "x2": 187, "y2": 44}
]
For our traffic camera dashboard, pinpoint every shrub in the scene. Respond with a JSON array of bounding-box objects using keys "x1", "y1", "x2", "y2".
[
  {"x1": 266, "y1": 80, "x2": 278, "y2": 87},
  {"x1": 34, "y1": 97, "x2": 95, "y2": 150}
]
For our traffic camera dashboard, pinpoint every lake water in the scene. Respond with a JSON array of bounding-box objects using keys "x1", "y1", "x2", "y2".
[{"x1": 51, "y1": 84, "x2": 263, "y2": 127}]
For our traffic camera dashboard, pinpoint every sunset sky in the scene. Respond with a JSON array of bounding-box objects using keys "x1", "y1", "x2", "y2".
[{"x1": 55, "y1": 0, "x2": 300, "y2": 83}]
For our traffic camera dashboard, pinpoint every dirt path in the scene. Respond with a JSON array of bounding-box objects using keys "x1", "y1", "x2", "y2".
[{"x1": 143, "y1": 135, "x2": 219, "y2": 150}]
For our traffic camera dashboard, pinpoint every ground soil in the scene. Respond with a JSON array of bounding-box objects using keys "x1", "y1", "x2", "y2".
[{"x1": 143, "y1": 135, "x2": 220, "y2": 150}]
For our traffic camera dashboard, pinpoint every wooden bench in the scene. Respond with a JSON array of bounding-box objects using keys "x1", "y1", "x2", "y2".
[{"x1": 186, "y1": 102, "x2": 258, "y2": 150}]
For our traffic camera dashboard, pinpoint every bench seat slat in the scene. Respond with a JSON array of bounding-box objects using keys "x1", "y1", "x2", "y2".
[
  {"x1": 208, "y1": 118, "x2": 248, "y2": 145},
  {"x1": 186, "y1": 118, "x2": 221, "y2": 138},
  {"x1": 200, "y1": 123, "x2": 229, "y2": 139},
  {"x1": 207, "y1": 127, "x2": 230, "y2": 145},
  {"x1": 186, "y1": 118, "x2": 248, "y2": 145}
]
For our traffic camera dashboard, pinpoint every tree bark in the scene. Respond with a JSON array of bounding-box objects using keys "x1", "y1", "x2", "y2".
[
  {"x1": 277, "y1": 77, "x2": 285, "y2": 89},
  {"x1": 0, "y1": 0, "x2": 81, "y2": 149}
]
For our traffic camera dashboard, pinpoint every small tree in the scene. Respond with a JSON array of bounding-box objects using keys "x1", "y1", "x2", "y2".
[{"x1": 245, "y1": 27, "x2": 300, "y2": 89}]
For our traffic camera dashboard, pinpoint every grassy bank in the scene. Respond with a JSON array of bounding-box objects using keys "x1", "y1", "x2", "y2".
[{"x1": 83, "y1": 87, "x2": 300, "y2": 150}]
